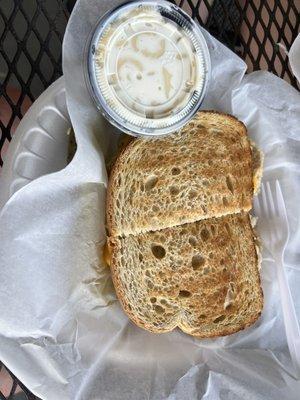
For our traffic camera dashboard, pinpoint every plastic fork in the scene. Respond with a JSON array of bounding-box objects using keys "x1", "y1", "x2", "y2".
[{"x1": 254, "y1": 180, "x2": 300, "y2": 377}]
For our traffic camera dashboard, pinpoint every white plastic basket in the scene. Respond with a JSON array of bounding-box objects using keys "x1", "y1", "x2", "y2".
[{"x1": 0, "y1": 77, "x2": 71, "y2": 209}]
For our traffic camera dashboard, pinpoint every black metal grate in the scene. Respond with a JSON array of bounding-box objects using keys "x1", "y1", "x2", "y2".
[
  {"x1": 0, "y1": 0, "x2": 299, "y2": 398},
  {"x1": 0, "y1": 361, "x2": 38, "y2": 400},
  {"x1": 0, "y1": 0, "x2": 71, "y2": 167}
]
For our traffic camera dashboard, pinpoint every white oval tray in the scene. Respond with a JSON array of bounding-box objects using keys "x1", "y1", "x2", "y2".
[{"x1": 0, "y1": 77, "x2": 71, "y2": 209}]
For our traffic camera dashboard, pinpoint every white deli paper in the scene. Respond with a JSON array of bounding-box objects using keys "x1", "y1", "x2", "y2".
[{"x1": 1, "y1": 0, "x2": 300, "y2": 399}]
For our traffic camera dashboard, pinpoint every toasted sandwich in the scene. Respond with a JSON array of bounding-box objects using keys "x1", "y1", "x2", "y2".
[{"x1": 106, "y1": 111, "x2": 263, "y2": 337}]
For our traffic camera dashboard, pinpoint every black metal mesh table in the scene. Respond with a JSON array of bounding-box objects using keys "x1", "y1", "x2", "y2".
[{"x1": 0, "y1": 0, "x2": 299, "y2": 398}]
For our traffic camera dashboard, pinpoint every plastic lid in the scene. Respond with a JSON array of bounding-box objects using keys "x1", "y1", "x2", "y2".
[{"x1": 88, "y1": 0, "x2": 210, "y2": 136}]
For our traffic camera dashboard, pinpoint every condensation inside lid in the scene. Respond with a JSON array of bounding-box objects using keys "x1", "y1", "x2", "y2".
[{"x1": 88, "y1": 0, "x2": 210, "y2": 135}]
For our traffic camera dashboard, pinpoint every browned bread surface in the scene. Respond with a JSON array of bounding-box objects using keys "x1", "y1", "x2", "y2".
[
  {"x1": 107, "y1": 111, "x2": 254, "y2": 237},
  {"x1": 109, "y1": 213, "x2": 263, "y2": 337}
]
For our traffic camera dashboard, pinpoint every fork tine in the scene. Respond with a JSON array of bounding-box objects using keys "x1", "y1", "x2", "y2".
[
  {"x1": 275, "y1": 180, "x2": 288, "y2": 223},
  {"x1": 260, "y1": 183, "x2": 269, "y2": 218},
  {"x1": 266, "y1": 181, "x2": 279, "y2": 242},
  {"x1": 266, "y1": 182, "x2": 276, "y2": 217}
]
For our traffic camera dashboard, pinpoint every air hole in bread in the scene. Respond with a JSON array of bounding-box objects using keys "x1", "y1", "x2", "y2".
[
  {"x1": 220, "y1": 259, "x2": 225, "y2": 265},
  {"x1": 145, "y1": 270, "x2": 150, "y2": 277},
  {"x1": 189, "y1": 190, "x2": 197, "y2": 199},
  {"x1": 223, "y1": 267, "x2": 228, "y2": 272},
  {"x1": 151, "y1": 245, "x2": 166, "y2": 259},
  {"x1": 178, "y1": 290, "x2": 191, "y2": 298},
  {"x1": 211, "y1": 225, "x2": 216, "y2": 235},
  {"x1": 213, "y1": 315, "x2": 225, "y2": 323},
  {"x1": 158, "y1": 271, "x2": 165, "y2": 278},
  {"x1": 145, "y1": 175, "x2": 158, "y2": 191},
  {"x1": 139, "y1": 253, "x2": 143, "y2": 262},
  {"x1": 130, "y1": 184, "x2": 136, "y2": 194},
  {"x1": 171, "y1": 167, "x2": 181, "y2": 176},
  {"x1": 157, "y1": 155, "x2": 163, "y2": 161},
  {"x1": 170, "y1": 186, "x2": 180, "y2": 196},
  {"x1": 223, "y1": 197, "x2": 229, "y2": 206},
  {"x1": 189, "y1": 236, "x2": 197, "y2": 247},
  {"x1": 200, "y1": 228, "x2": 210, "y2": 241},
  {"x1": 192, "y1": 254, "x2": 205, "y2": 270},
  {"x1": 226, "y1": 176, "x2": 234, "y2": 193},
  {"x1": 229, "y1": 282, "x2": 235, "y2": 292},
  {"x1": 199, "y1": 314, "x2": 206, "y2": 319},
  {"x1": 160, "y1": 299, "x2": 167, "y2": 305},
  {"x1": 180, "y1": 229, "x2": 187, "y2": 236},
  {"x1": 202, "y1": 180, "x2": 209, "y2": 186},
  {"x1": 203, "y1": 266, "x2": 210, "y2": 275},
  {"x1": 201, "y1": 205, "x2": 207, "y2": 214},
  {"x1": 225, "y1": 223, "x2": 231, "y2": 235},
  {"x1": 152, "y1": 205, "x2": 159, "y2": 212},
  {"x1": 209, "y1": 252, "x2": 213, "y2": 259},
  {"x1": 150, "y1": 297, "x2": 156, "y2": 303},
  {"x1": 213, "y1": 128, "x2": 222, "y2": 134},
  {"x1": 147, "y1": 280, "x2": 154, "y2": 289},
  {"x1": 154, "y1": 305, "x2": 165, "y2": 314},
  {"x1": 241, "y1": 193, "x2": 246, "y2": 206},
  {"x1": 208, "y1": 160, "x2": 213, "y2": 166}
]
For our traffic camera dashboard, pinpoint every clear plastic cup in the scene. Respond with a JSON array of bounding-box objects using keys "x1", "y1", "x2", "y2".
[{"x1": 87, "y1": 0, "x2": 211, "y2": 136}]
